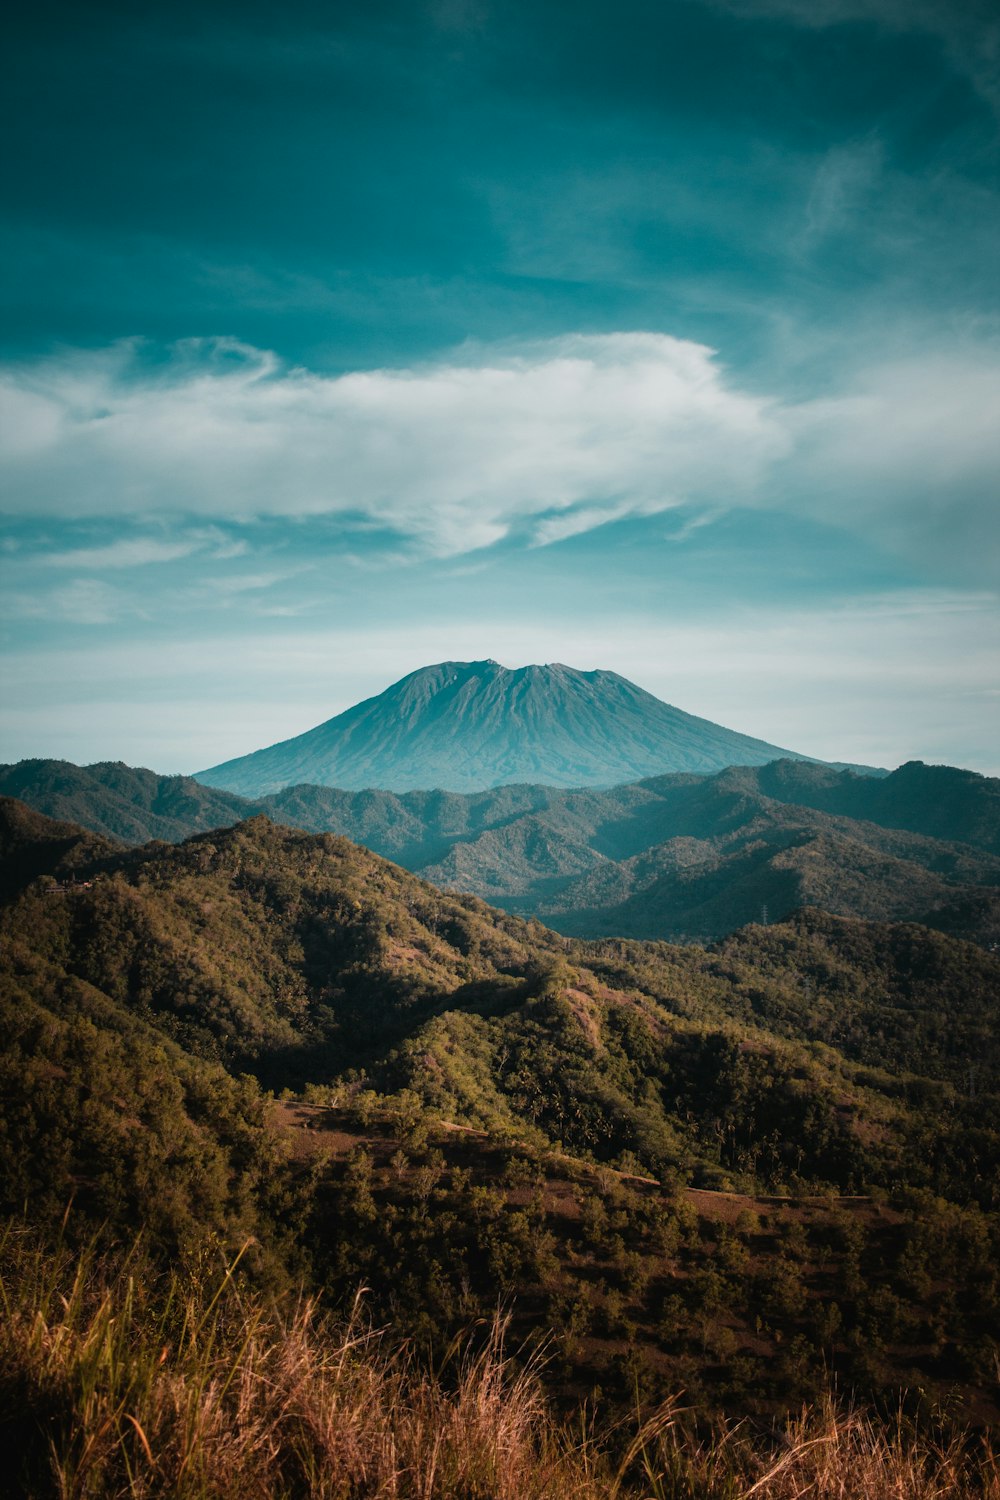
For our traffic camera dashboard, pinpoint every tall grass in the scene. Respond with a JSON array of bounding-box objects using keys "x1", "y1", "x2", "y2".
[
  {"x1": 618, "y1": 1396, "x2": 1000, "y2": 1500},
  {"x1": 2, "y1": 1228, "x2": 997, "y2": 1499},
  {"x1": 0, "y1": 1230, "x2": 590, "y2": 1499}
]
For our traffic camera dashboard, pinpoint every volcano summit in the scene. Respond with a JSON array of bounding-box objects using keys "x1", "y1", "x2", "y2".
[{"x1": 195, "y1": 660, "x2": 815, "y2": 796}]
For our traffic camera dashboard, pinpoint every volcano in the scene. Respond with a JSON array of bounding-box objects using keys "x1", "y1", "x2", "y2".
[{"x1": 194, "y1": 659, "x2": 817, "y2": 796}]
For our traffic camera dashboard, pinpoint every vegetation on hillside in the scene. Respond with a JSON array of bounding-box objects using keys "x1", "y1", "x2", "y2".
[
  {"x1": 5, "y1": 755, "x2": 999, "y2": 946},
  {"x1": 3, "y1": 1229, "x2": 1000, "y2": 1500},
  {"x1": 3, "y1": 799, "x2": 1000, "y2": 1435}
]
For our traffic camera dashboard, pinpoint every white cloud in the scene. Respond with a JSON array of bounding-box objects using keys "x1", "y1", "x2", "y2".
[
  {"x1": 200, "y1": 568, "x2": 307, "y2": 597},
  {"x1": 0, "y1": 334, "x2": 788, "y2": 555},
  {"x1": 529, "y1": 495, "x2": 669, "y2": 547},
  {"x1": 2, "y1": 333, "x2": 998, "y2": 583}
]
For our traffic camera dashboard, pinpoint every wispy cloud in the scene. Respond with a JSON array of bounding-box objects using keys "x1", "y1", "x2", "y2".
[
  {"x1": 13, "y1": 524, "x2": 253, "y2": 574},
  {"x1": 795, "y1": 139, "x2": 885, "y2": 255},
  {"x1": 1, "y1": 577, "x2": 125, "y2": 626},
  {"x1": 529, "y1": 497, "x2": 669, "y2": 547},
  {"x1": 201, "y1": 568, "x2": 307, "y2": 597},
  {"x1": 42, "y1": 538, "x2": 201, "y2": 569}
]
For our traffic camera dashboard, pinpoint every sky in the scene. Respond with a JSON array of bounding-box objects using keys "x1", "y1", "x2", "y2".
[{"x1": 1, "y1": 0, "x2": 998, "y2": 775}]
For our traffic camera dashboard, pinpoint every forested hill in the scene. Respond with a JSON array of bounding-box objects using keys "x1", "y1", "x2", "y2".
[
  {"x1": 0, "y1": 759, "x2": 259, "y2": 843},
  {"x1": 0, "y1": 795, "x2": 120, "y2": 903},
  {"x1": 4, "y1": 757, "x2": 998, "y2": 946},
  {"x1": 746, "y1": 757, "x2": 1000, "y2": 854},
  {"x1": 4, "y1": 797, "x2": 1000, "y2": 1428},
  {"x1": 3, "y1": 797, "x2": 999, "y2": 1201}
]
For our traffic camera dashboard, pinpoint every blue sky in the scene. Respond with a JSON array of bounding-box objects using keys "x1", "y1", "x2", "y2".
[{"x1": 1, "y1": 0, "x2": 998, "y2": 774}]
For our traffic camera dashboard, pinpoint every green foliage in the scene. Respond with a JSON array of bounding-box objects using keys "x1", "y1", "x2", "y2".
[
  {"x1": 6, "y1": 754, "x2": 1000, "y2": 948},
  {"x1": 3, "y1": 801, "x2": 1000, "y2": 1424}
]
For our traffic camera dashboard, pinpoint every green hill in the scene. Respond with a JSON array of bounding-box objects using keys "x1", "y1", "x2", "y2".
[
  {"x1": 0, "y1": 758, "x2": 260, "y2": 843},
  {"x1": 4, "y1": 758, "x2": 999, "y2": 947},
  {"x1": 4, "y1": 800, "x2": 998, "y2": 1199},
  {"x1": 3, "y1": 798, "x2": 1000, "y2": 1425},
  {"x1": 531, "y1": 809, "x2": 1000, "y2": 945}
]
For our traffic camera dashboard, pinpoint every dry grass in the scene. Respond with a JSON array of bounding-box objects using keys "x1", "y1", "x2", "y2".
[
  {"x1": 0, "y1": 1232, "x2": 594, "y2": 1500},
  {"x1": 620, "y1": 1396, "x2": 1000, "y2": 1500},
  {"x1": 2, "y1": 1229, "x2": 998, "y2": 1500}
]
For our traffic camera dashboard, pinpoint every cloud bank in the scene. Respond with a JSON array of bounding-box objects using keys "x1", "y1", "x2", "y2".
[
  {"x1": 2, "y1": 333, "x2": 998, "y2": 581},
  {"x1": 0, "y1": 334, "x2": 786, "y2": 556}
]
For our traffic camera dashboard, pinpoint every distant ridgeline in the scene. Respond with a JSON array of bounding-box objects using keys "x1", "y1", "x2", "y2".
[
  {"x1": 2, "y1": 754, "x2": 998, "y2": 948},
  {"x1": 2, "y1": 794, "x2": 1000, "y2": 1426}
]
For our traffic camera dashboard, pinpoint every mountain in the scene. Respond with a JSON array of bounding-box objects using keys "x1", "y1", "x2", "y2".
[
  {"x1": 419, "y1": 764, "x2": 1000, "y2": 944},
  {"x1": 194, "y1": 659, "x2": 822, "y2": 795},
  {"x1": 530, "y1": 809, "x2": 1000, "y2": 946},
  {"x1": 749, "y1": 756, "x2": 1000, "y2": 854},
  {"x1": 8, "y1": 756, "x2": 998, "y2": 946}
]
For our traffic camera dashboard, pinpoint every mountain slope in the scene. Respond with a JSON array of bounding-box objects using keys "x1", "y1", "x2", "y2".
[
  {"x1": 5, "y1": 756, "x2": 999, "y2": 945},
  {"x1": 3, "y1": 798, "x2": 1000, "y2": 1203},
  {"x1": 536, "y1": 816, "x2": 1000, "y2": 945},
  {"x1": 417, "y1": 767, "x2": 1000, "y2": 944},
  {"x1": 194, "y1": 659, "x2": 817, "y2": 795},
  {"x1": 0, "y1": 795, "x2": 121, "y2": 903},
  {"x1": 751, "y1": 757, "x2": 1000, "y2": 856}
]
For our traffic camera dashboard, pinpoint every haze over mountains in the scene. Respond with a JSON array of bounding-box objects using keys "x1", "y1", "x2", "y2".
[{"x1": 195, "y1": 660, "x2": 822, "y2": 796}]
